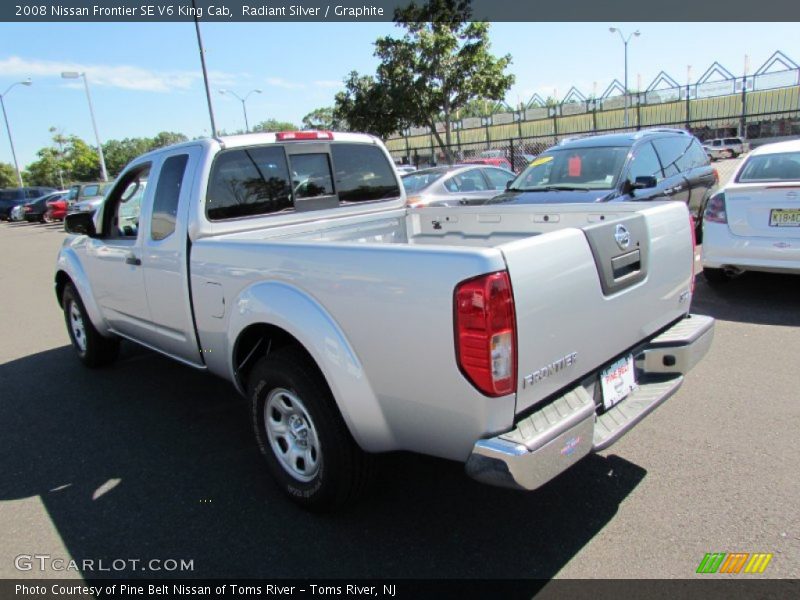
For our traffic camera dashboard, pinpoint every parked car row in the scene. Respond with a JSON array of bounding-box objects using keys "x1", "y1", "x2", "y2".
[
  {"x1": 0, "y1": 181, "x2": 111, "y2": 226},
  {"x1": 403, "y1": 128, "x2": 718, "y2": 240},
  {"x1": 0, "y1": 186, "x2": 56, "y2": 220}
]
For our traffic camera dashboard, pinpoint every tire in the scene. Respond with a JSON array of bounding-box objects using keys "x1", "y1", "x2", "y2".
[
  {"x1": 702, "y1": 267, "x2": 737, "y2": 286},
  {"x1": 43, "y1": 212, "x2": 54, "y2": 223},
  {"x1": 62, "y1": 283, "x2": 120, "y2": 368},
  {"x1": 248, "y1": 347, "x2": 371, "y2": 512}
]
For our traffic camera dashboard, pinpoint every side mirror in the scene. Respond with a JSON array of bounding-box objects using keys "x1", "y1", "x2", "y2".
[
  {"x1": 632, "y1": 175, "x2": 657, "y2": 190},
  {"x1": 64, "y1": 212, "x2": 97, "y2": 237}
]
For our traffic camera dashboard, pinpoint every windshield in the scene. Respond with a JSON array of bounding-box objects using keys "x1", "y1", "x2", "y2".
[
  {"x1": 511, "y1": 146, "x2": 629, "y2": 191},
  {"x1": 401, "y1": 169, "x2": 447, "y2": 193},
  {"x1": 736, "y1": 152, "x2": 800, "y2": 182}
]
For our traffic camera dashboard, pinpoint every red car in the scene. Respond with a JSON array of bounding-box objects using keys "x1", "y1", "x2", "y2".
[
  {"x1": 462, "y1": 157, "x2": 513, "y2": 171},
  {"x1": 44, "y1": 195, "x2": 69, "y2": 222}
]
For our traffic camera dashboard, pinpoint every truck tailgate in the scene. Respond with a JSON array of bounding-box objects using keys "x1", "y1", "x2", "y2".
[{"x1": 501, "y1": 202, "x2": 694, "y2": 414}]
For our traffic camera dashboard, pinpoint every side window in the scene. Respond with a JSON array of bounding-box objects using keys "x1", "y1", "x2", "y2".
[
  {"x1": 151, "y1": 154, "x2": 188, "y2": 241},
  {"x1": 330, "y1": 143, "x2": 400, "y2": 202},
  {"x1": 103, "y1": 164, "x2": 151, "y2": 238},
  {"x1": 627, "y1": 142, "x2": 663, "y2": 183},
  {"x1": 652, "y1": 137, "x2": 689, "y2": 177},
  {"x1": 682, "y1": 139, "x2": 710, "y2": 169},
  {"x1": 83, "y1": 185, "x2": 100, "y2": 197},
  {"x1": 483, "y1": 168, "x2": 514, "y2": 190},
  {"x1": 206, "y1": 147, "x2": 292, "y2": 220},
  {"x1": 447, "y1": 169, "x2": 489, "y2": 192}
]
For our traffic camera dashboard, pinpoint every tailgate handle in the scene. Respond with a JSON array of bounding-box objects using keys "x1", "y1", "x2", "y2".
[{"x1": 611, "y1": 250, "x2": 640, "y2": 280}]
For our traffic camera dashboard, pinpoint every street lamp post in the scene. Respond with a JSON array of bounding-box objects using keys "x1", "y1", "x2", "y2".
[
  {"x1": 219, "y1": 89, "x2": 262, "y2": 132},
  {"x1": 61, "y1": 71, "x2": 109, "y2": 182},
  {"x1": 609, "y1": 27, "x2": 641, "y2": 128},
  {"x1": 0, "y1": 78, "x2": 33, "y2": 188}
]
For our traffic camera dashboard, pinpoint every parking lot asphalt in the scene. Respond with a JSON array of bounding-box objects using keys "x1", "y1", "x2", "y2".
[{"x1": 1, "y1": 177, "x2": 798, "y2": 580}]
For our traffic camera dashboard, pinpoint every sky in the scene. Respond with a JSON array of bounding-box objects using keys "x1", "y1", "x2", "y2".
[{"x1": 0, "y1": 21, "x2": 798, "y2": 169}]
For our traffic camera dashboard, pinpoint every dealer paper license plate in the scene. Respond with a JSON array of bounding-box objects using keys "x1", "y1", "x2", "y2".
[{"x1": 600, "y1": 354, "x2": 637, "y2": 410}]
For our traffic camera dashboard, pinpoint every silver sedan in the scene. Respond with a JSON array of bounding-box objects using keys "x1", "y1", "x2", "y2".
[{"x1": 402, "y1": 165, "x2": 515, "y2": 207}]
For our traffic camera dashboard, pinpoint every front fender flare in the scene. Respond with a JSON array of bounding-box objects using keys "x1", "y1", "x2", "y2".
[
  {"x1": 227, "y1": 281, "x2": 395, "y2": 453},
  {"x1": 56, "y1": 245, "x2": 111, "y2": 337}
]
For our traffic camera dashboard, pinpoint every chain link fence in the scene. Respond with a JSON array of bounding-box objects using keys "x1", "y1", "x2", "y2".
[{"x1": 389, "y1": 111, "x2": 800, "y2": 173}]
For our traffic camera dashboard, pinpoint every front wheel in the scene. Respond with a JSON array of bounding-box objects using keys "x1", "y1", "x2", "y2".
[
  {"x1": 62, "y1": 283, "x2": 120, "y2": 367},
  {"x1": 248, "y1": 348, "x2": 371, "y2": 512}
]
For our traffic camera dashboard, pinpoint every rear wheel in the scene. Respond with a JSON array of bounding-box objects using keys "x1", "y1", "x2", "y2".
[
  {"x1": 248, "y1": 347, "x2": 371, "y2": 512},
  {"x1": 62, "y1": 283, "x2": 120, "y2": 367}
]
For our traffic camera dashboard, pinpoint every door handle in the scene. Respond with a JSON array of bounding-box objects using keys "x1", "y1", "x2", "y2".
[{"x1": 125, "y1": 254, "x2": 141, "y2": 266}]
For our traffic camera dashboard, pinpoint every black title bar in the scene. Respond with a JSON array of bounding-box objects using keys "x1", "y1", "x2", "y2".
[{"x1": 3, "y1": 0, "x2": 800, "y2": 22}]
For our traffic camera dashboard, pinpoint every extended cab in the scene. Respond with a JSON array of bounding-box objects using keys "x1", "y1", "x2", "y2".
[{"x1": 56, "y1": 132, "x2": 714, "y2": 511}]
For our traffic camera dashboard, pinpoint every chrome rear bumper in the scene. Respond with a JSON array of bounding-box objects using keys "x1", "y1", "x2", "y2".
[{"x1": 465, "y1": 314, "x2": 714, "y2": 491}]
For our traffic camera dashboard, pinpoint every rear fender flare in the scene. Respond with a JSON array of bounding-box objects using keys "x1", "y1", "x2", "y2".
[{"x1": 227, "y1": 281, "x2": 394, "y2": 452}]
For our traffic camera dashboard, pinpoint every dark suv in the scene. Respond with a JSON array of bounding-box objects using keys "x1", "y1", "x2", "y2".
[
  {"x1": 0, "y1": 187, "x2": 56, "y2": 220},
  {"x1": 479, "y1": 129, "x2": 717, "y2": 239}
]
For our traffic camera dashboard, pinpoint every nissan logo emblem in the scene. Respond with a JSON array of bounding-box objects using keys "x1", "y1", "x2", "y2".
[{"x1": 614, "y1": 224, "x2": 631, "y2": 250}]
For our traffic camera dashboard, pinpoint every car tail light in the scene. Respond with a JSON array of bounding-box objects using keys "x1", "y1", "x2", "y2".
[
  {"x1": 24, "y1": 206, "x2": 31, "y2": 212},
  {"x1": 712, "y1": 168, "x2": 719, "y2": 183},
  {"x1": 454, "y1": 271, "x2": 517, "y2": 397},
  {"x1": 275, "y1": 131, "x2": 333, "y2": 141},
  {"x1": 704, "y1": 192, "x2": 727, "y2": 224}
]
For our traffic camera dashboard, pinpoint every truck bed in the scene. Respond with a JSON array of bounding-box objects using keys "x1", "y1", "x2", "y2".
[{"x1": 189, "y1": 201, "x2": 695, "y2": 459}]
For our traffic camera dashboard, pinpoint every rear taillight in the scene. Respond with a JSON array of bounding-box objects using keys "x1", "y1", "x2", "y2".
[
  {"x1": 713, "y1": 168, "x2": 719, "y2": 184},
  {"x1": 704, "y1": 192, "x2": 727, "y2": 224},
  {"x1": 275, "y1": 130, "x2": 333, "y2": 141},
  {"x1": 454, "y1": 271, "x2": 517, "y2": 397}
]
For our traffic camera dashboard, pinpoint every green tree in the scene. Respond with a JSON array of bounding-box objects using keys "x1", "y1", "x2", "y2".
[
  {"x1": 151, "y1": 131, "x2": 188, "y2": 148},
  {"x1": 103, "y1": 132, "x2": 187, "y2": 177},
  {"x1": 301, "y1": 107, "x2": 337, "y2": 130},
  {"x1": 0, "y1": 162, "x2": 18, "y2": 187},
  {"x1": 26, "y1": 133, "x2": 100, "y2": 186},
  {"x1": 251, "y1": 119, "x2": 299, "y2": 133},
  {"x1": 103, "y1": 137, "x2": 153, "y2": 178},
  {"x1": 334, "y1": 0, "x2": 514, "y2": 161}
]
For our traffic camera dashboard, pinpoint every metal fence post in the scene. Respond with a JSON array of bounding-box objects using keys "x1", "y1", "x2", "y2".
[
  {"x1": 740, "y1": 75, "x2": 748, "y2": 138},
  {"x1": 509, "y1": 138, "x2": 515, "y2": 170}
]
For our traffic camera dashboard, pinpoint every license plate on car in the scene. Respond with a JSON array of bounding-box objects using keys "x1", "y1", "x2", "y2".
[
  {"x1": 600, "y1": 354, "x2": 637, "y2": 410},
  {"x1": 770, "y1": 209, "x2": 800, "y2": 227}
]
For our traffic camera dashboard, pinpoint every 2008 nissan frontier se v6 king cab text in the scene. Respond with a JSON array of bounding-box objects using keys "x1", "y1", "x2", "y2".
[{"x1": 55, "y1": 131, "x2": 714, "y2": 511}]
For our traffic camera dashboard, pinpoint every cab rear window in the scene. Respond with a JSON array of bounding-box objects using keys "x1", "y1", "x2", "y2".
[{"x1": 206, "y1": 142, "x2": 400, "y2": 221}]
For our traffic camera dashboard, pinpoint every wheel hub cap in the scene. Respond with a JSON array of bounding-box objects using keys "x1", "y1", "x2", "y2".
[{"x1": 264, "y1": 388, "x2": 321, "y2": 482}]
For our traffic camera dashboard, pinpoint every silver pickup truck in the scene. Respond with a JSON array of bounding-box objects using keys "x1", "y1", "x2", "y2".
[{"x1": 55, "y1": 131, "x2": 714, "y2": 511}]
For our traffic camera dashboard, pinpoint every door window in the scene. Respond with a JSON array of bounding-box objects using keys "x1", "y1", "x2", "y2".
[
  {"x1": 627, "y1": 143, "x2": 663, "y2": 183},
  {"x1": 444, "y1": 169, "x2": 489, "y2": 192},
  {"x1": 653, "y1": 137, "x2": 692, "y2": 176},
  {"x1": 483, "y1": 168, "x2": 514, "y2": 190},
  {"x1": 102, "y1": 164, "x2": 151, "y2": 238}
]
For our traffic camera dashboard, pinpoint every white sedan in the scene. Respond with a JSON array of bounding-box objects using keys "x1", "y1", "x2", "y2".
[{"x1": 702, "y1": 139, "x2": 800, "y2": 284}]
